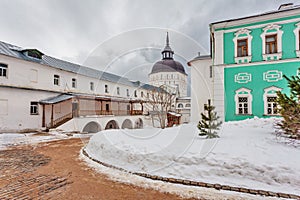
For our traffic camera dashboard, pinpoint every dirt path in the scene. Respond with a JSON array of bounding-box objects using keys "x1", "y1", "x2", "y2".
[{"x1": 0, "y1": 138, "x2": 194, "y2": 200}]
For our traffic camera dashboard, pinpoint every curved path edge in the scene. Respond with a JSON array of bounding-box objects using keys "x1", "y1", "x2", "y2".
[{"x1": 82, "y1": 148, "x2": 299, "y2": 200}]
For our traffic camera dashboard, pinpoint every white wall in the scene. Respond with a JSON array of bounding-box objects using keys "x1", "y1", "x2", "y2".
[
  {"x1": 149, "y1": 71, "x2": 188, "y2": 97},
  {"x1": 0, "y1": 87, "x2": 59, "y2": 132},
  {"x1": 189, "y1": 58, "x2": 213, "y2": 123},
  {"x1": 0, "y1": 55, "x2": 147, "y2": 101}
]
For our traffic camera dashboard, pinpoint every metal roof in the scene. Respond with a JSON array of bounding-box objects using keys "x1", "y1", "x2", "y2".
[
  {"x1": 39, "y1": 94, "x2": 74, "y2": 104},
  {"x1": 210, "y1": 4, "x2": 300, "y2": 26},
  {"x1": 0, "y1": 41, "x2": 138, "y2": 87}
]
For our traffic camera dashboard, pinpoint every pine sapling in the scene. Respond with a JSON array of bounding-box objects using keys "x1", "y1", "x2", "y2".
[{"x1": 198, "y1": 100, "x2": 222, "y2": 138}]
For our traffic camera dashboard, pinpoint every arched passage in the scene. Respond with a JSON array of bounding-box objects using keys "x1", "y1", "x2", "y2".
[
  {"x1": 121, "y1": 119, "x2": 133, "y2": 129},
  {"x1": 105, "y1": 120, "x2": 119, "y2": 130},
  {"x1": 134, "y1": 118, "x2": 143, "y2": 129},
  {"x1": 82, "y1": 121, "x2": 101, "y2": 133}
]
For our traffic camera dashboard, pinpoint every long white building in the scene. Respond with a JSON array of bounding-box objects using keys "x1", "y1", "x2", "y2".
[{"x1": 0, "y1": 41, "x2": 155, "y2": 132}]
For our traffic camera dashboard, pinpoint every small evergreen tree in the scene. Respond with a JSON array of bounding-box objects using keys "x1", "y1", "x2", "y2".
[
  {"x1": 276, "y1": 74, "x2": 300, "y2": 139},
  {"x1": 198, "y1": 100, "x2": 222, "y2": 138}
]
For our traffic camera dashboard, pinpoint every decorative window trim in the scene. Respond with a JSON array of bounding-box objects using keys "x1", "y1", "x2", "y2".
[
  {"x1": 293, "y1": 22, "x2": 300, "y2": 57},
  {"x1": 263, "y1": 70, "x2": 283, "y2": 82},
  {"x1": 263, "y1": 86, "x2": 282, "y2": 116},
  {"x1": 234, "y1": 72, "x2": 252, "y2": 84},
  {"x1": 234, "y1": 88, "x2": 252, "y2": 115},
  {"x1": 261, "y1": 24, "x2": 283, "y2": 61},
  {"x1": 233, "y1": 28, "x2": 252, "y2": 64}
]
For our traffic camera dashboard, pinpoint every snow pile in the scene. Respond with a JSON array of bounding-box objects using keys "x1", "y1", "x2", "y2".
[{"x1": 85, "y1": 117, "x2": 300, "y2": 195}]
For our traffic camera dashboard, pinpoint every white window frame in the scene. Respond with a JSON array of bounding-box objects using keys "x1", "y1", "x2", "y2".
[
  {"x1": 0, "y1": 63, "x2": 8, "y2": 78},
  {"x1": 30, "y1": 102, "x2": 39, "y2": 115},
  {"x1": 72, "y1": 78, "x2": 77, "y2": 88},
  {"x1": 293, "y1": 22, "x2": 300, "y2": 57},
  {"x1": 178, "y1": 103, "x2": 184, "y2": 108},
  {"x1": 261, "y1": 24, "x2": 283, "y2": 61},
  {"x1": 263, "y1": 86, "x2": 282, "y2": 116},
  {"x1": 105, "y1": 84, "x2": 108, "y2": 93},
  {"x1": 233, "y1": 28, "x2": 252, "y2": 63},
  {"x1": 90, "y1": 82, "x2": 94, "y2": 91},
  {"x1": 235, "y1": 88, "x2": 252, "y2": 115},
  {"x1": 117, "y1": 87, "x2": 120, "y2": 95},
  {"x1": 54, "y1": 74, "x2": 60, "y2": 86}
]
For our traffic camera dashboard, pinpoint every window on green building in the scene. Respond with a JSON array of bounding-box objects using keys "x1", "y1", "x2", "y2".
[
  {"x1": 267, "y1": 97, "x2": 278, "y2": 115},
  {"x1": 237, "y1": 39, "x2": 248, "y2": 57},
  {"x1": 265, "y1": 35, "x2": 277, "y2": 54},
  {"x1": 238, "y1": 97, "x2": 249, "y2": 114}
]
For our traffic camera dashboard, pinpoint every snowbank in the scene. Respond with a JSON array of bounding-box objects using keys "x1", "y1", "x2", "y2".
[{"x1": 85, "y1": 117, "x2": 300, "y2": 195}]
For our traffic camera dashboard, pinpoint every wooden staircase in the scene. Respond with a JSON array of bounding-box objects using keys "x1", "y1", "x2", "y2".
[{"x1": 48, "y1": 113, "x2": 73, "y2": 129}]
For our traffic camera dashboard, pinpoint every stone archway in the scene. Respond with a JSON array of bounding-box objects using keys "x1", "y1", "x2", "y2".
[
  {"x1": 105, "y1": 120, "x2": 119, "y2": 130},
  {"x1": 134, "y1": 118, "x2": 143, "y2": 129},
  {"x1": 82, "y1": 121, "x2": 101, "y2": 133},
  {"x1": 121, "y1": 119, "x2": 133, "y2": 129}
]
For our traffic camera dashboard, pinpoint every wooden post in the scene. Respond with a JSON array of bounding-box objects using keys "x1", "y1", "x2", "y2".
[
  {"x1": 51, "y1": 104, "x2": 54, "y2": 127},
  {"x1": 141, "y1": 102, "x2": 144, "y2": 114},
  {"x1": 42, "y1": 104, "x2": 45, "y2": 127}
]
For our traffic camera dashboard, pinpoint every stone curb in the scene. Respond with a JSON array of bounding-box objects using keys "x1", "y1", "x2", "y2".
[{"x1": 82, "y1": 148, "x2": 300, "y2": 199}]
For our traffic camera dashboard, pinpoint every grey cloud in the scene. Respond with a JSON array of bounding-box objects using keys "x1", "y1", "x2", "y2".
[{"x1": 1, "y1": 0, "x2": 299, "y2": 85}]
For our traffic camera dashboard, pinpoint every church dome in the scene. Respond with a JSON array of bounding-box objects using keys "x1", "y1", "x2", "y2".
[
  {"x1": 150, "y1": 32, "x2": 186, "y2": 75},
  {"x1": 151, "y1": 59, "x2": 186, "y2": 74}
]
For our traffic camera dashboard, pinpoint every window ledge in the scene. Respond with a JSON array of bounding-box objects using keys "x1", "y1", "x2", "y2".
[
  {"x1": 263, "y1": 114, "x2": 280, "y2": 117},
  {"x1": 296, "y1": 50, "x2": 300, "y2": 58},
  {"x1": 235, "y1": 56, "x2": 252, "y2": 64},
  {"x1": 263, "y1": 53, "x2": 282, "y2": 61},
  {"x1": 235, "y1": 114, "x2": 253, "y2": 116}
]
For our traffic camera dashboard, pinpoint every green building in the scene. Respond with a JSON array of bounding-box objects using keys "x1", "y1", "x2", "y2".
[{"x1": 189, "y1": 3, "x2": 300, "y2": 122}]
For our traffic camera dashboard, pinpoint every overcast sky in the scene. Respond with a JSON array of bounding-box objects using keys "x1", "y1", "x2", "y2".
[{"x1": 1, "y1": 0, "x2": 300, "y2": 82}]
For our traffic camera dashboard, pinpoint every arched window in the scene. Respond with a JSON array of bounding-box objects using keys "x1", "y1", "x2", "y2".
[
  {"x1": 260, "y1": 24, "x2": 283, "y2": 61},
  {"x1": 178, "y1": 103, "x2": 184, "y2": 108},
  {"x1": 235, "y1": 88, "x2": 252, "y2": 115},
  {"x1": 233, "y1": 28, "x2": 252, "y2": 64},
  {"x1": 263, "y1": 86, "x2": 282, "y2": 115}
]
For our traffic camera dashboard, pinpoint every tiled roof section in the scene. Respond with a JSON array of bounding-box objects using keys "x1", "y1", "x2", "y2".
[{"x1": 0, "y1": 41, "x2": 137, "y2": 87}]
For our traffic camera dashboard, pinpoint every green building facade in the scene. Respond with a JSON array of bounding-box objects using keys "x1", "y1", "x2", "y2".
[{"x1": 211, "y1": 5, "x2": 300, "y2": 121}]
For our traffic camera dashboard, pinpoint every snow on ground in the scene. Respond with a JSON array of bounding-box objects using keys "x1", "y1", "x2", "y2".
[
  {"x1": 85, "y1": 117, "x2": 300, "y2": 196},
  {"x1": 0, "y1": 131, "x2": 91, "y2": 150},
  {"x1": 80, "y1": 150, "x2": 279, "y2": 200}
]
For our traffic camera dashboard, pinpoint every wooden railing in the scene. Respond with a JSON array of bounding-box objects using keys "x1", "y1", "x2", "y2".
[{"x1": 78, "y1": 110, "x2": 143, "y2": 116}]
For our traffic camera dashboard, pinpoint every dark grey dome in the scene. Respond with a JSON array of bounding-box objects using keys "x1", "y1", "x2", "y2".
[
  {"x1": 151, "y1": 59, "x2": 186, "y2": 74},
  {"x1": 150, "y1": 32, "x2": 186, "y2": 75}
]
